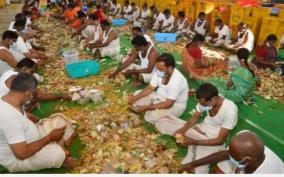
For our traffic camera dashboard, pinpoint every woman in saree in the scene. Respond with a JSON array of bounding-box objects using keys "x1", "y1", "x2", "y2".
[
  {"x1": 182, "y1": 34, "x2": 227, "y2": 80},
  {"x1": 202, "y1": 48, "x2": 258, "y2": 103}
]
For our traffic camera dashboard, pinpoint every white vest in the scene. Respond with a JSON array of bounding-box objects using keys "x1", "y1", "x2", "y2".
[{"x1": 194, "y1": 19, "x2": 207, "y2": 36}]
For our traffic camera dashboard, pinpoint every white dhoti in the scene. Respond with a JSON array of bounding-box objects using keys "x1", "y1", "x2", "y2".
[
  {"x1": 133, "y1": 91, "x2": 186, "y2": 124},
  {"x1": 176, "y1": 29, "x2": 189, "y2": 37},
  {"x1": 5, "y1": 113, "x2": 76, "y2": 172},
  {"x1": 205, "y1": 36, "x2": 229, "y2": 47},
  {"x1": 153, "y1": 22, "x2": 160, "y2": 31},
  {"x1": 7, "y1": 143, "x2": 66, "y2": 172},
  {"x1": 155, "y1": 115, "x2": 225, "y2": 174},
  {"x1": 123, "y1": 63, "x2": 154, "y2": 83},
  {"x1": 92, "y1": 46, "x2": 121, "y2": 61},
  {"x1": 123, "y1": 14, "x2": 132, "y2": 21},
  {"x1": 161, "y1": 25, "x2": 174, "y2": 33}
]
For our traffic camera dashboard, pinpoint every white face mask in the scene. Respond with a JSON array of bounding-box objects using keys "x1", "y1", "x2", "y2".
[
  {"x1": 229, "y1": 154, "x2": 248, "y2": 169},
  {"x1": 24, "y1": 92, "x2": 33, "y2": 106},
  {"x1": 10, "y1": 42, "x2": 17, "y2": 50},
  {"x1": 197, "y1": 102, "x2": 213, "y2": 112},
  {"x1": 157, "y1": 70, "x2": 166, "y2": 78}
]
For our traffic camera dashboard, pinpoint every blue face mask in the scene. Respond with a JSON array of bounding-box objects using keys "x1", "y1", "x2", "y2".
[
  {"x1": 197, "y1": 101, "x2": 213, "y2": 112},
  {"x1": 157, "y1": 70, "x2": 166, "y2": 78},
  {"x1": 10, "y1": 43, "x2": 17, "y2": 50},
  {"x1": 27, "y1": 39, "x2": 33, "y2": 43},
  {"x1": 229, "y1": 155, "x2": 248, "y2": 169}
]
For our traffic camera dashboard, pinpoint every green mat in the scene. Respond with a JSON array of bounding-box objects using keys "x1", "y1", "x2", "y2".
[{"x1": 1, "y1": 28, "x2": 284, "y2": 174}]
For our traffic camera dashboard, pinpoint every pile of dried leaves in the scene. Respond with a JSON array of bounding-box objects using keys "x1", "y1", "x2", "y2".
[{"x1": 34, "y1": 17, "x2": 181, "y2": 173}]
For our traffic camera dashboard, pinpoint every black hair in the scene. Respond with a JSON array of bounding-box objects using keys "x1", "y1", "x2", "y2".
[
  {"x1": 178, "y1": 11, "x2": 185, "y2": 17},
  {"x1": 164, "y1": 9, "x2": 170, "y2": 14},
  {"x1": 124, "y1": 0, "x2": 129, "y2": 4},
  {"x1": 216, "y1": 18, "x2": 223, "y2": 24},
  {"x1": 150, "y1": 5, "x2": 155, "y2": 10},
  {"x1": 96, "y1": 4, "x2": 101, "y2": 9},
  {"x1": 192, "y1": 34, "x2": 205, "y2": 43},
  {"x1": 10, "y1": 73, "x2": 38, "y2": 92},
  {"x1": 143, "y1": 3, "x2": 147, "y2": 7},
  {"x1": 266, "y1": 34, "x2": 277, "y2": 42},
  {"x1": 198, "y1": 12, "x2": 205, "y2": 17},
  {"x1": 89, "y1": 14, "x2": 98, "y2": 21},
  {"x1": 100, "y1": 20, "x2": 111, "y2": 27},
  {"x1": 2, "y1": 30, "x2": 18, "y2": 40},
  {"x1": 237, "y1": 48, "x2": 255, "y2": 77},
  {"x1": 68, "y1": 3, "x2": 75, "y2": 8},
  {"x1": 238, "y1": 22, "x2": 245, "y2": 28},
  {"x1": 131, "y1": 2, "x2": 135, "y2": 6},
  {"x1": 17, "y1": 58, "x2": 36, "y2": 69},
  {"x1": 15, "y1": 13, "x2": 25, "y2": 21},
  {"x1": 132, "y1": 26, "x2": 142, "y2": 32},
  {"x1": 77, "y1": 10, "x2": 87, "y2": 18},
  {"x1": 23, "y1": 10, "x2": 32, "y2": 16},
  {"x1": 157, "y1": 53, "x2": 175, "y2": 68},
  {"x1": 196, "y1": 83, "x2": 218, "y2": 101},
  {"x1": 131, "y1": 35, "x2": 148, "y2": 46},
  {"x1": 13, "y1": 19, "x2": 27, "y2": 31}
]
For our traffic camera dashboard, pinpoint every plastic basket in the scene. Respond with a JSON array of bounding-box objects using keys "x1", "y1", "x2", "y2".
[
  {"x1": 112, "y1": 19, "x2": 127, "y2": 26},
  {"x1": 63, "y1": 50, "x2": 79, "y2": 65},
  {"x1": 65, "y1": 60, "x2": 100, "y2": 79},
  {"x1": 154, "y1": 33, "x2": 177, "y2": 43}
]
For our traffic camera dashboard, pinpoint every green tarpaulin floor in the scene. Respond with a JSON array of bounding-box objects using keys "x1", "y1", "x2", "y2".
[{"x1": 1, "y1": 28, "x2": 284, "y2": 174}]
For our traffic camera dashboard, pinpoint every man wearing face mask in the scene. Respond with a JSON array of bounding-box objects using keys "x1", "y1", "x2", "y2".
[
  {"x1": 180, "y1": 131, "x2": 284, "y2": 174},
  {"x1": 109, "y1": 35, "x2": 159, "y2": 87},
  {"x1": 155, "y1": 83, "x2": 238, "y2": 173},
  {"x1": 0, "y1": 74, "x2": 77, "y2": 172},
  {"x1": 128, "y1": 53, "x2": 189, "y2": 123},
  {"x1": 9, "y1": 23, "x2": 48, "y2": 66},
  {"x1": 0, "y1": 58, "x2": 71, "y2": 115},
  {"x1": 0, "y1": 31, "x2": 19, "y2": 76}
]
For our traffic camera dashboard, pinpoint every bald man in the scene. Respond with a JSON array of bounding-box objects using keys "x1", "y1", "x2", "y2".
[{"x1": 180, "y1": 131, "x2": 284, "y2": 174}]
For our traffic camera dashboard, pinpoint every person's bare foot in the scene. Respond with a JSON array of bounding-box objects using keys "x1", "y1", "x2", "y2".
[
  {"x1": 62, "y1": 157, "x2": 78, "y2": 169},
  {"x1": 131, "y1": 81, "x2": 142, "y2": 88}
]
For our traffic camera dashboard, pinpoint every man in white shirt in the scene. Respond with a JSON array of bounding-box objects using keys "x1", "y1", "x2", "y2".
[
  {"x1": 137, "y1": 3, "x2": 151, "y2": 26},
  {"x1": 151, "y1": 6, "x2": 165, "y2": 31},
  {"x1": 130, "y1": 2, "x2": 140, "y2": 23},
  {"x1": 155, "y1": 83, "x2": 238, "y2": 173},
  {"x1": 8, "y1": 13, "x2": 25, "y2": 31},
  {"x1": 181, "y1": 131, "x2": 284, "y2": 174},
  {"x1": 132, "y1": 26, "x2": 154, "y2": 46},
  {"x1": 10, "y1": 31, "x2": 47, "y2": 66},
  {"x1": 109, "y1": 0, "x2": 121, "y2": 17},
  {"x1": 0, "y1": 74, "x2": 76, "y2": 172},
  {"x1": 0, "y1": 31, "x2": 19, "y2": 76},
  {"x1": 128, "y1": 53, "x2": 189, "y2": 124},
  {"x1": 109, "y1": 35, "x2": 159, "y2": 87},
  {"x1": 121, "y1": 0, "x2": 132, "y2": 21},
  {"x1": 206, "y1": 19, "x2": 231, "y2": 47},
  {"x1": 160, "y1": 9, "x2": 175, "y2": 33}
]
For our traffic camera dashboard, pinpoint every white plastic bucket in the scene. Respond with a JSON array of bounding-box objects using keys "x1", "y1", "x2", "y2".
[{"x1": 63, "y1": 50, "x2": 79, "y2": 65}]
